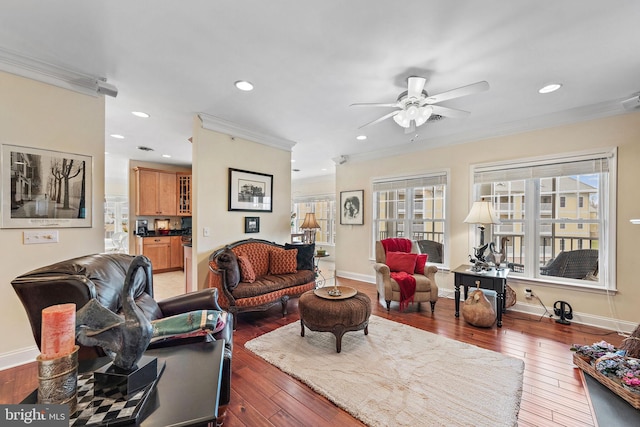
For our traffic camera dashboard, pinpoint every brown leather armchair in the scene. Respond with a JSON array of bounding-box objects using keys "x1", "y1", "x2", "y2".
[{"x1": 11, "y1": 253, "x2": 233, "y2": 408}]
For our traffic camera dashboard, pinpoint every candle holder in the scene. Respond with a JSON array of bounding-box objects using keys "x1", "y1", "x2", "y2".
[{"x1": 37, "y1": 345, "x2": 79, "y2": 415}]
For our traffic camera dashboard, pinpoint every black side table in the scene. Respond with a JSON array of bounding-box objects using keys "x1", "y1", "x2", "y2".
[
  {"x1": 453, "y1": 265, "x2": 509, "y2": 327},
  {"x1": 22, "y1": 340, "x2": 224, "y2": 426},
  {"x1": 314, "y1": 253, "x2": 330, "y2": 287}
]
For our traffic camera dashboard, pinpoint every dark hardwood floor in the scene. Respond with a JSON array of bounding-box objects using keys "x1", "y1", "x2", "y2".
[{"x1": 0, "y1": 277, "x2": 625, "y2": 426}]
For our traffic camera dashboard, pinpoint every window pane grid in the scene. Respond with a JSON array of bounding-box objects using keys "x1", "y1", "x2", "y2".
[
  {"x1": 373, "y1": 174, "x2": 447, "y2": 264},
  {"x1": 473, "y1": 150, "x2": 613, "y2": 288}
]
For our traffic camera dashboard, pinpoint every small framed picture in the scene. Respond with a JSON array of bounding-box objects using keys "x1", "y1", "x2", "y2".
[
  {"x1": 340, "y1": 190, "x2": 364, "y2": 225},
  {"x1": 245, "y1": 216, "x2": 260, "y2": 233}
]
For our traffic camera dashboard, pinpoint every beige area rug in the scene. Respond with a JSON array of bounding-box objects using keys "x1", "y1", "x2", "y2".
[{"x1": 245, "y1": 315, "x2": 524, "y2": 427}]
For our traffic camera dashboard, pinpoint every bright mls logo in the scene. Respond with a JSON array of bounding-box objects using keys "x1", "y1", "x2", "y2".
[{"x1": 1, "y1": 405, "x2": 67, "y2": 426}]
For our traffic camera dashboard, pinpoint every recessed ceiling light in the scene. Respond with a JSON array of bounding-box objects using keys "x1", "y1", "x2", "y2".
[
  {"x1": 234, "y1": 80, "x2": 254, "y2": 91},
  {"x1": 110, "y1": 134, "x2": 125, "y2": 139},
  {"x1": 104, "y1": 152, "x2": 109, "y2": 155},
  {"x1": 356, "y1": 135, "x2": 367, "y2": 140},
  {"x1": 291, "y1": 159, "x2": 296, "y2": 163},
  {"x1": 539, "y1": 83, "x2": 562, "y2": 94},
  {"x1": 132, "y1": 111, "x2": 150, "y2": 118},
  {"x1": 321, "y1": 168, "x2": 327, "y2": 171},
  {"x1": 162, "y1": 154, "x2": 171, "y2": 158}
]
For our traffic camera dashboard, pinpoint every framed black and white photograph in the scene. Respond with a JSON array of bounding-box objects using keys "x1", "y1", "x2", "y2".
[
  {"x1": 1, "y1": 144, "x2": 92, "y2": 228},
  {"x1": 244, "y1": 216, "x2": 260, "y2": 233},
  {"x1": 340, "y1": 190, "x2": 364, "y2": 225},
  {"x1": 228, "y1": 168, "x2": 273, "y2": 212}
]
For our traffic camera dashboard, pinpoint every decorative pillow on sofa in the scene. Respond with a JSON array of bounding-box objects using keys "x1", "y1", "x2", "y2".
[
  {"x1": 236, "y1": 252, "x2": 256, "y2": 283},
  {"x1": 215, "y1": 248, "x2": 241, "y2": 290},
  {"x1": 415, "y1": 254, "x2": 428, "y2": 275},
  {"x1": 385, "y1": 251, "x2": 418, "y2": 274},
  {"x1": 269, "y1": 249, "x2": 298, "y2": 275},
  {"x1": 284, "y1": 243, "x2": 315, "y2": 271}
]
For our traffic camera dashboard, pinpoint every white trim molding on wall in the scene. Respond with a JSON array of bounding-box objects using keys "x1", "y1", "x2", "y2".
[
  {"x1": 0, "y1": 46, "x2": 117, "y2": 97},
  {"x1": 0, "y1": 345, "x2": 39, "y2": 371},
  {"x1": 357, "y1": 270, "x2": 636, "y2": 334},
  {"x1": 198, "y1": 113, "x2": 297, "y2": 152}
]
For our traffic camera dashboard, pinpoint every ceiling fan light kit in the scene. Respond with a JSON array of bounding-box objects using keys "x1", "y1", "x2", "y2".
[{"x1": 352, "y1": 76, "x2": 489, "y2": 133}]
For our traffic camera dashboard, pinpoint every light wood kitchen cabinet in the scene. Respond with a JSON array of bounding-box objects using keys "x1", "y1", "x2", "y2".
[
  {"x1": 135, "y1": 167, "x2": 177, "y2": 216},
  {"x1": 136, "y1": 235, "x2": 184, "y2": 272},
  {"x1": 170, "y1": 236, "x2": 184, "y2": 269},
  {"x1": 177, "y1": 173, "x2": 192, "y2": 216},
  {"x1": 138, "y1": 236, "x2": 171, "y2": 271}
]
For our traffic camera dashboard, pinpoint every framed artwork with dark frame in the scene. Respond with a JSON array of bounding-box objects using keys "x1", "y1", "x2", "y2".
[
  {"x1": 340, "y1": 190, "x2": 364, "y2": 225},
  {"x1": 228, "y1": 168, "x2": 273, "y2": 212},
  {"x1": 244, "y1": 216, "x2": 260, "y2": 233},
  {"x1": 1, "y1": 144, "x2": 92, "y2": 228}
]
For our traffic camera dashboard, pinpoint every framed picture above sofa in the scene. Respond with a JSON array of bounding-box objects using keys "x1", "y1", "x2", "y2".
[
  {"x1": 228, "y1": 168, "x2": 273, "y2": 212},
  {"x1": 340, "y1": 190, "x2": 364, "y2": 225}
]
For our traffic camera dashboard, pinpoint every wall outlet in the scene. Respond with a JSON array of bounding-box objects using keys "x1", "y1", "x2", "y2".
[{"x1": 525, "y1": 288, "x2": 533, "y2": 299}]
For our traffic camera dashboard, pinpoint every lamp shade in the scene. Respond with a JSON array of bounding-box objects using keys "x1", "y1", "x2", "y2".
[
  {"x1": 300, "y1": 213, "x2": 320, "y2": 230},
  {"x1": 464, "y1": 201, "x2": 500, "y2": 225}
]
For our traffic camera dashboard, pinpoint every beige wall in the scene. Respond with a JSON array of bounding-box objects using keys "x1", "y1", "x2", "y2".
[
  {"x1": 292, "y1": 174, "x2": 335, "y2": 198},
  {"x1": 0, "y1": 72, "x2": 105, "y2": 368},
  {"x1": 336, "y1": 112, "x2": 640, "y2": 326},
  {"x1": 191, "y1": 120, "x2": 292, "y2": 291}
]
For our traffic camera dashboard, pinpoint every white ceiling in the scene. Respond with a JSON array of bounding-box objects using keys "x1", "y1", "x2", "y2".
[{"x1": 1, "y1": 1, "x2": 639, "y2": 181}]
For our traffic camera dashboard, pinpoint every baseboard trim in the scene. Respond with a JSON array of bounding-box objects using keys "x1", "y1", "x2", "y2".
[
  {"x1": 337, "y1": 270, "x2": 375, "y2": 284},
  {"x1": 345, "y1": 272, "x2": 637, "y2": 335},
  {"x1": 0, "y1": 345, "x2": 39, "y2": 371},
  {"x1": 437, "y1": 286, "x2": 636, "y2": 334}
]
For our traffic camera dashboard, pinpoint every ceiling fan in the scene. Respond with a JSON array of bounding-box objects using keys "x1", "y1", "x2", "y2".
[{"x1": 351, "y1": 77, "x2": 489, "y2": 134}]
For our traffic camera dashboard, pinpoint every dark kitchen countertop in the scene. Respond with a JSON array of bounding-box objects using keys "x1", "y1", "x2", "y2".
[{"x1": 136, "y1": 230, "x2": 190, "y2": 237}]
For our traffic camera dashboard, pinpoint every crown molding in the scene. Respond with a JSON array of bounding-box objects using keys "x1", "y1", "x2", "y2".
[
  {"x1": 0, "y1": 47, "x2": 114, "y2": 97},
  {"x1": 197, "y1": 113, "x2": 296, "y2": 151}
]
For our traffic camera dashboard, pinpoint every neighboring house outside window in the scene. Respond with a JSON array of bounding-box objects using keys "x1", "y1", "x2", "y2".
[
  {"x1": 471, "y1": 148, "x2": 616, "y2": 290},
  {"x1": 372, "y1": 172, "x2": 448, "y2": 266},
  {"x1": 292, "y1": 196, "x2": 336, "y2": 245}
]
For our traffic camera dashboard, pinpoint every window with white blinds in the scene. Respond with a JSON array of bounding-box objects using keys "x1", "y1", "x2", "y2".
[
  {"x1": 471, "y1": 149, "x2": 616, "y2": 290},
  {"x1": 372, "y1": 172, "x2": 448, "y2": 266}
]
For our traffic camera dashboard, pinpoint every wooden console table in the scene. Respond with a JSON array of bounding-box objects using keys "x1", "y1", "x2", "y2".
[{"x1": 453, "y1": 265, "x2": 509, "y2": 327}]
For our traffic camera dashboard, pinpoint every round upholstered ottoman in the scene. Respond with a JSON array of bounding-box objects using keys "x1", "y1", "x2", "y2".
[{"x1": 298, "y1": 288, "x2": 371, "y2": 353}]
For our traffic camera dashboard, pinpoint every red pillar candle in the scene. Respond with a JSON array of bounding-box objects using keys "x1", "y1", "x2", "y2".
[{"x1": 41, "y1": 303, "x2": 76, "y2": 360}]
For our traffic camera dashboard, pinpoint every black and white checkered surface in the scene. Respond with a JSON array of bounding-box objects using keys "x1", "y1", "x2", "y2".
[{"x1": 69, "y1": 372, "x2": 154, "y2": 426}]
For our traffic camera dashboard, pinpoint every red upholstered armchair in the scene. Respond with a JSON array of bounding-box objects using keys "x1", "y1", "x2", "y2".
[{"x1": 373, "y1": 238, "x2": 439, "y2": 312}]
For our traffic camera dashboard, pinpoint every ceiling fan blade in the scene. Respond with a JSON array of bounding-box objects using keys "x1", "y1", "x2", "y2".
[
  {"x1": 358, "y1": 109, "x2": 401, "y2": 129},
  {"x1": 431, "y1": 105, "x2": 471, "y2": 118},
  {"x1": 350, "y1": 102, "x2": 399, "y2": 108},
  {"x1": 422, "y1": 81, "x2": 490, "y2": 105},
  {"x1": 407, "y1": 76, "x2": 427, "y2": 100},
  {"x1": 404, "y1": 120, "x2": 416, "y2": 134}
]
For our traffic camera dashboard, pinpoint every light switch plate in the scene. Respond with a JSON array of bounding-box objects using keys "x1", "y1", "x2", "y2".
[{"x1": 24, "y1": 230, "x2": 59, "y2": 244}]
